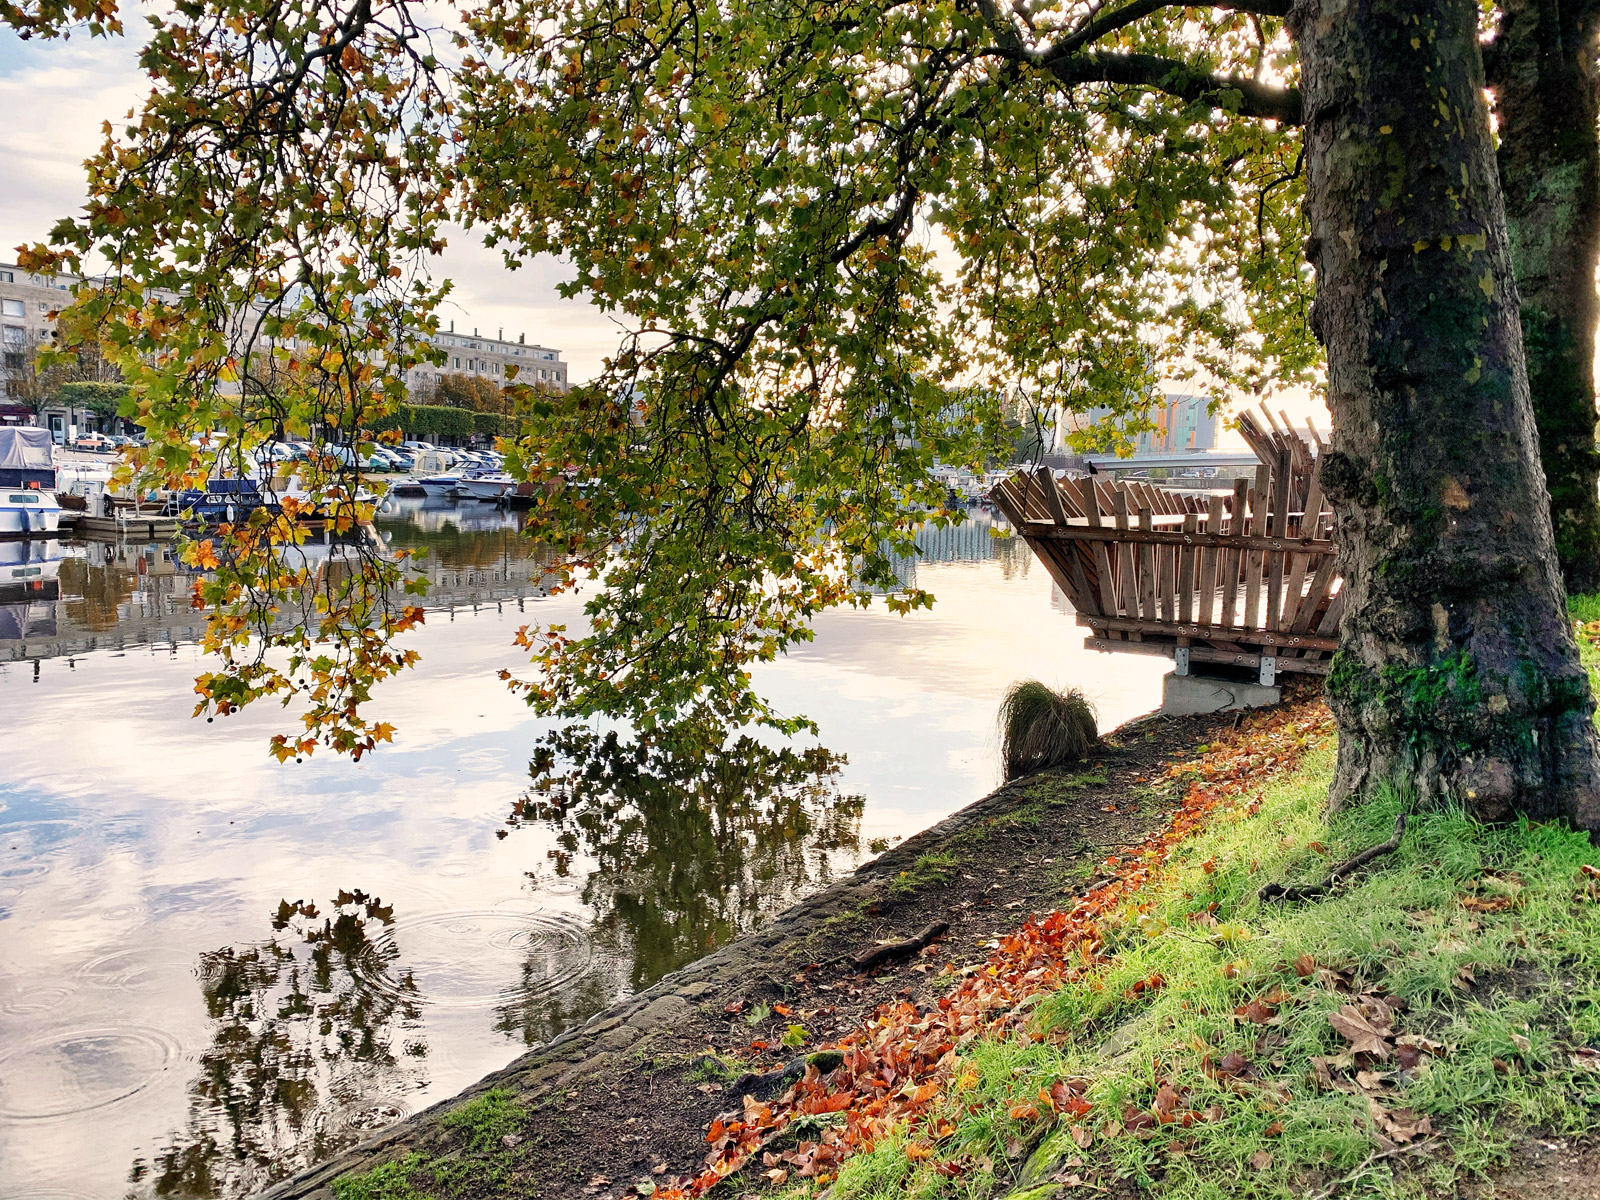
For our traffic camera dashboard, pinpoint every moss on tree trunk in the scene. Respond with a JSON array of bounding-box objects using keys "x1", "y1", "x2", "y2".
[
  {"x1": 1291, "y1": 0, "x2": 1600, "y2": 829},
  {"x1": 1489, "y1": 0, "x2": 1600, "y2": 593}
]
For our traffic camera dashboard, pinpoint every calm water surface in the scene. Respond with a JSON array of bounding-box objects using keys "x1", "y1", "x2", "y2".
[{"x1": 0, "y1": 500, "x2": 1165, "y2": 1198}]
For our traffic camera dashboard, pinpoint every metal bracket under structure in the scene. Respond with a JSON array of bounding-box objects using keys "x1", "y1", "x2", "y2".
[
  {"x1": 1259, "y1": 655, "x2": 1277, "y2": 687},
  {"x1": 1174, "y1": 647, "x2": 1190, "y2": 676}
]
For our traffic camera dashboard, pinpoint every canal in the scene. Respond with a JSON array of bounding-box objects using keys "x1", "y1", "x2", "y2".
[{"x1": 0, "y1": 499, "x2": 1167, "y2": 1198}]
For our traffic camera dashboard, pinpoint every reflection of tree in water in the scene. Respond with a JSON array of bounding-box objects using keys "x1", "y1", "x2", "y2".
[
  {"x1": 129, "y1": 891, "x2": 427, "y2": 1199},
  {"x1": 504, "y1": 725, "x2": 864, "y2": 1001}
]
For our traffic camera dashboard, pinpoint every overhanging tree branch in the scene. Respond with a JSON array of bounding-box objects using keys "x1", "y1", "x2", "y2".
[
  {"x1": 973, "y1": 0, "x2": 1301, "y2": 123},
  {"x1": 1037, "y1": 50, "x2": 1302, "y2": 123}
]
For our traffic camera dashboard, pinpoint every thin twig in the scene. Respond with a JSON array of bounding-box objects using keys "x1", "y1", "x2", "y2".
[
  {"x1": 1305, "y1": 1134, "x2": 1443, "y2": 1200},
  {"x1": 1258, "y1": 814, "x2": 1407, "y2": 903}
]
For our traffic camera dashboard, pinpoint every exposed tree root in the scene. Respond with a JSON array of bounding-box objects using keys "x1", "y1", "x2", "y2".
[
  {"x1": 850, "y1": 920, "x2": 949, "y2": 972},
  {"x1": 1258, "y1": 814, "x2": 1407, "y2": 903}
]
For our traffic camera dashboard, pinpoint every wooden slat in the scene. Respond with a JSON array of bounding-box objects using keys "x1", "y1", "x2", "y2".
[
  {"x1": 1243, "y1": 465, "x2": 1270, "y2": 630},
  {"x1": 1280, "y1": 473, "x2": 1324, "y2": 631},
  {"x1": 1114, "y1": 489, "x2": 1141, "y2": 633},
  {"x1": 1083, "y1": 638, "x2": 1332, "y2": 676},
  {"x1": 1197, "y1": 494, "x2": 1224, "y2": 626},
  {"x1": 1039, "y1": 467, "x2": 1069, "y2": 526},
  {"x1": 1157, "y1": 530, "x2": 1175, "y2": 622},
  {"x1": 1138, "y1": 505, "x2": 1157, "y2": 624},
  {"x1": 1075, "y1": 615, "x2": 1339, "y2": 651},
  {"x1": 1026, "y1": 525, "x2": 1335, "y2": 555},
  {"x1": 1266, "y1": 453, "x2": 1291, "y2": 630},
  {"x1": 1290, "y1": 553, "x2": 1339, "y2": 638},
  {"x1": 1220, "y1": 478, "x2": 1248, "y2": 629},
  {"x1": 1077, "y1": 476, "x2": 1121, "y2": 627},
  {"x1": 1177, "y1": 512, "x2": 1198, "y2": 623}
]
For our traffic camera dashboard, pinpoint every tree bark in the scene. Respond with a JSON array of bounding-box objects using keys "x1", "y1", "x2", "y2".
[
  {"x1": 1290, "y1": 0, "x2": 1600, "y2": 829},
  {"x1": 1487, "y1": 0, "x2": 1600, "y2": 594}
]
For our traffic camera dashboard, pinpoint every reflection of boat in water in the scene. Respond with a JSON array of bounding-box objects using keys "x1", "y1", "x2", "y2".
[
  {"x1": 0, "y1": 539, "x2": 64, "y2": 640},
  {"x1": 0, "y1": 538, "x2": 64, "y2": 588},
  {"x1": 0, "y1": 429, "x2": 63, "y2": 536}
]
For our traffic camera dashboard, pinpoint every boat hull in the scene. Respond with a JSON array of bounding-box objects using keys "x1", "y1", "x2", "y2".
[
  {"x1": 457, "y1": 475, "x2": 513, "y2": 501},
  {"x1": 417, "y1": 476, "x2": 462, "y2": 498},
  {"x1": 0, "y1": 492, "x2": 62, "y2": 536}
]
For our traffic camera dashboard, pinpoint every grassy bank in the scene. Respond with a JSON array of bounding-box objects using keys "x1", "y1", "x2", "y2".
[
  {"x1": 819, "y1": 741, "x2": 1600, "y2": 1199},
  {"x1": 330, "y1": 614, "x2": 1600, "y2": 1200}
]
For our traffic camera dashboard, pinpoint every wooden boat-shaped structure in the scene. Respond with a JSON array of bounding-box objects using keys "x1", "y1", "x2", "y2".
[{"x1": 990, "y1": 413, "x2": 1342, "y2": 684}]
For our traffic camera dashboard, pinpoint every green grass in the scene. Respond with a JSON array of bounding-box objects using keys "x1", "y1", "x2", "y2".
[
  {"x1": 817, "y1": 741, "x2": 1600, "y2": 1200},
  {"x1": 1570, "y1": 593, "x2": 1600, "y2": 730},
  {"x1": 889, "y1": 851, "x2": 961, "y2": 898},
  {"x1": 332, "y1": 1091, "x2": 528, "y2": 1200}
]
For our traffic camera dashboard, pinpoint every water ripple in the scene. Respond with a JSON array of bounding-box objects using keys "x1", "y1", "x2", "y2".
[
  {"x1": 355, "y1": 908, "x2": 596, "y2": 1010},
  {"x1": 0, "y1": 1025, "x2": 184, "y2": 1120}
]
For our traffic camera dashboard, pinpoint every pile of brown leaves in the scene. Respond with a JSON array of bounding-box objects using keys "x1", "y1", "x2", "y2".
[
  {"x1": 1313, "y1": 989, "x2": 1441, "y2": 1149},
  {"x1": 651, "y1": 699, "x2": 1335, "y2": 1197}
]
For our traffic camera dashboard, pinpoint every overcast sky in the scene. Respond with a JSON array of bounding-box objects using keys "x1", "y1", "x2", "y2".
[{"x1": 0, "y1": 26, "x2": 625, "y2": 380}]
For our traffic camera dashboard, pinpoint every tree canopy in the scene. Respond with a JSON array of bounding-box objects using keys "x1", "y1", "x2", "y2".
[{"x1": 9, "y1": 0, "x2": 1598, "y2": 812}]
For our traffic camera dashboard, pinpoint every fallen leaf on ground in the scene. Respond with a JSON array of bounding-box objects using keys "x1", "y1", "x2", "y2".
[{"x1": 1329, "y1": 1005, "x2": 1391, "y2": 1060}]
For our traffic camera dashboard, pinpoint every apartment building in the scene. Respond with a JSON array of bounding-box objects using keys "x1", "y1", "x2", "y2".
[
  {"x1": 0, "y1": 262, "x2": 569, "y2": 435},
  {"x1": 1058, "y1": 392, "x2": 1219, "y2": 455},
  {"x1": 412, "y1": 322, "x2": 569, "y2": 394}
]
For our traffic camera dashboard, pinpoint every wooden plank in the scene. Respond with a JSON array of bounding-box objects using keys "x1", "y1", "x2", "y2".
[
  {"x1": 1196, "y1": 495, "x2": 1222, "y2": 625},
  {"x1": 1290, "y1": 553, "x2": 1339, "y2": 637},
  {"x1": 1265, "y1": 452, "x2": 1291, "y2": 630},
  {"x1": 1157, "y1": 530, "x2": 1175, "y2": 622},
  {"x1": 1280, "y1": 474, "x2": 1323, "y2": 631},
  {"x1": 1065, "y1": 542, "x2": 1101, "y2": 616},
  {"x1": 1075, "y1": 614, "x2": 1339, "y2": 651},
  {"x1": 1077, "y1": 476, "x2": 1121, "y2": 626},
  {"x1": 1221, "y1": 478, "x2": 1248, "y2": 629},
  {"x1": 1082, "y1": 638, "x2": 1332, "y2": 676},
  {"x1": 1038, "y1": 467, "x2": 1069, "y2": 526},
  {"x1": 1243, "y1": 465, "x2": 1270, "y2": 630},
  {"x1": 1114, "y1": 489, "x2": 1141, "y2": 632},
  {"x1": 1138, "y1": 505, "x2": 1157, "y2": 624},
  {"x1": 1177, "y1": 512, "x2": 1198, "y2": 623},
  {"x1": 1026, "y1": 525, "x2": 1335, "y2": 555}
]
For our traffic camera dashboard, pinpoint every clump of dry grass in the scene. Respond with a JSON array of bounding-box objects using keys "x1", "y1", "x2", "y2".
[{"x1": 999, "y1": 680, "x2": 1097, "y2": 780}]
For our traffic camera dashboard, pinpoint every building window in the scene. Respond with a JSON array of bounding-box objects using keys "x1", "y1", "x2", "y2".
[
  {"x1": 2, "y1": 326, "x2": 23, "y2": 345},
  {"x1": 3, "y1": 352, "x2": 22, "y2": 370},
  {"x1": 492, "y1": 362, "x2": 500, "y2": 375},
  {"x1": 453, "y1": 356, "x2": 460, "y2": 369},
  {"x1": 0, "y1": 270, "x2": 12, "y2": 283},
  {"x1": 0, "y1": 300, "x2": 22, "y2": 318}
]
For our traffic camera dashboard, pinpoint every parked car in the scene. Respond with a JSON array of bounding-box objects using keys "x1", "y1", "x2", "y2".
[{"x1": 72, "y1": 432, "x2": 116, "y2": 453}]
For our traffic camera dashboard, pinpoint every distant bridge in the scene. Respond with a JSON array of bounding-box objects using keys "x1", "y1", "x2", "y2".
[{"x1": 1082, "y1": 450, "x2": 1262, "y2": 472}]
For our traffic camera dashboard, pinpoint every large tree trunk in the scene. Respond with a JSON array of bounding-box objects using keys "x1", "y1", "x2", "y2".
[
  {"x1": 1290, "y1": 0, "x2": 1600, "y2": 829},
  {"x1": 1488, "y1": 0, "x2": 1600, "y2": 594}
]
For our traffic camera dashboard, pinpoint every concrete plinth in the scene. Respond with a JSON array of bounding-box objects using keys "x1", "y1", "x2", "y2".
[{"x1": 1160, "y1": 670, "x2": 1281, "y2": 716}]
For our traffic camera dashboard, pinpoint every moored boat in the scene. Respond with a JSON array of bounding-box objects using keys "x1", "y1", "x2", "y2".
[
  {"x1": 417, "y1": 474, "x2": 462, "y2": 498},
  {"x1": 456, "y1": 472, "x2": 515, "y2": 501},
  {"x1": 0, "y1": 429, "x2": 63, "y2": 537}
]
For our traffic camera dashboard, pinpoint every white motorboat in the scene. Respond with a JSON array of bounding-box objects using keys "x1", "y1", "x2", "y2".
[
  {"x1": 456, "y1": 472, "x2": 515, "y2": 501},
  {"x1": 417, "y1": 474, "x2": 462, "y2": 498},
  {"x1": 0, "y1": 429, "x2": 63, "y2": 536}
]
